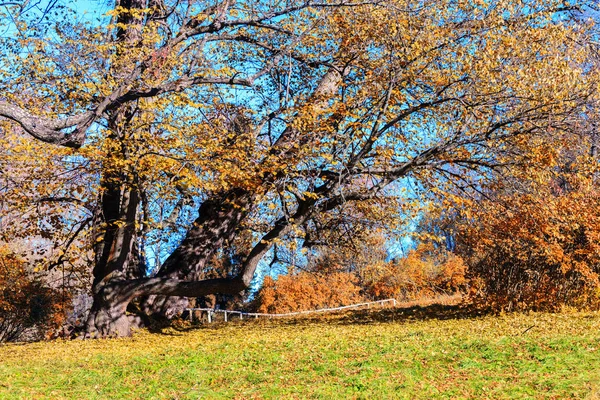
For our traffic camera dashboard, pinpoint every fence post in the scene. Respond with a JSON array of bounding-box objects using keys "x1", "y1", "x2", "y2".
[
  {"x1": 224, "y1": 311, "x2": 228, "y2": 322},
  {"x1": 207, "y1": 311, "x2": 212, "y2": 323}
]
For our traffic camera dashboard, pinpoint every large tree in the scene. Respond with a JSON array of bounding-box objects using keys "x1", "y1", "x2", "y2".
[{"x1": 0, "y1": 0, "x2": 596, "y2": 336}]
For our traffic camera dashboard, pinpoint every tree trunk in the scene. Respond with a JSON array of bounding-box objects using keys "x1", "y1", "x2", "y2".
[
  {"x1": 84, "y1": 284, "x2": 134, "y2": 338},
  {"x1": 81, "y1": 187, "x2": 306, "y2": 337},
  {"x1": 84, "y1": 0, "x2": 149, "y2": 337},
  {"x1": 141, "y1": 188, "x2": 253, "y2": 318},
  {"x1": 86, "y1": 181, "x2": 144, "y2": 337},
  {"x1": 92, "y1": 185, "x2": 143, "y2": 284},
  {"x1": 84, "y1": 276, "x2": 249, "y2": 337}
]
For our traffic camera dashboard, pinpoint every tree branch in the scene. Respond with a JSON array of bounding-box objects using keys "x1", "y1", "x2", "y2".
[
  {"x1": 0, "y1": 101, "x2": 94, "y2": 148},
  {"x1": 48, "y1": 217, "x2": 93, "y2": 270}
]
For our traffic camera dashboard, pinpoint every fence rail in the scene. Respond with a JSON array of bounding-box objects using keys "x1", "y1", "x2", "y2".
[{"x1": 185, "y1": 298, "x2": 398, "y2": 323}]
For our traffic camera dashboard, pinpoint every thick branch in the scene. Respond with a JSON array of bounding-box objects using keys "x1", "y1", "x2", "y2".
[
  {"x1": 113, "y1": 75, "x2": 254, "y2": 104},
  {"x1": 154, "y1": 188, "x2": 253, "y2": 280},
  {"x1": 269, "y1": 67, "x2": 343, "y2": 156},
  {"x1": 238, "y1": 200, "x2": 315, "y2": 286},
  {"x1": 36, "y1": 196, "x2": 93, "y2": 212},
  {"x1": 127, "y1": 276, "x2": 247, "y2": 298},
  {"x1": 0, "y1": 101, "x2": 94, "y2": 148}
]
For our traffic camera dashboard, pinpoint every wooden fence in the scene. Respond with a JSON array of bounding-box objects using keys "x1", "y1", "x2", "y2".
[{"x1": 185, "y1": 298, "x2": 398, "y2": 323}]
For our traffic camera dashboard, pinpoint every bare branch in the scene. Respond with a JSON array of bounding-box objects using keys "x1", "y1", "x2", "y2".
[
  {"x1": 36, "y1": 196, "x2": 93, "y2": 212},
  {"x1": 48, "y1": 217, "x2": 93, "y2": 270}
]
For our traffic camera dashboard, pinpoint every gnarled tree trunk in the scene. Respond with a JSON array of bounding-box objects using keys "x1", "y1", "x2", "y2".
[{"x1": 140, "y1": 188, "x2": 253, "y2": 318}]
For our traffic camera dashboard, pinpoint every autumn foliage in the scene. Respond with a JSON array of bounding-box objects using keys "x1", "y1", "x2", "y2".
[
  {"x1": 254, "y1": 272, "x2": 363, "y2": 314},
  {"x1": 252, "y1": 238, "x2": 467, "y2": 313},
  {"x1": 1, "y1": 0, "x2": 599, "y2": 337},
  {"x1": 362, "y1": 244, "x2": 467, "y2": 301},
  {"x1": 454, "y1": 147, "x2": 600, "y2": 310},
  {"x1": 0, "y1": 248, "x2": 67, "y2": 342}
]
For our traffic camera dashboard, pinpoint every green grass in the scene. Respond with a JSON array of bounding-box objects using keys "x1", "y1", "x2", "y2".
[{"x1": 2, "y1": 307, "x2": 600, "y2": 399}]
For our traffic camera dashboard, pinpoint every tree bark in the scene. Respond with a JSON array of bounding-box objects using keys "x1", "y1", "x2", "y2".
[
  {"x1": 83, "y1": 193, "x2": 314, "y2": 337},
  {"x1": 85, "y1": 283, "x2": 136, "y2": 338},
  {"x1": 84, "y1": 276, "x2": 249, "y2": 337},
  {"x1": 86, "y1": 171, "x2": 145, "y2": 337}
]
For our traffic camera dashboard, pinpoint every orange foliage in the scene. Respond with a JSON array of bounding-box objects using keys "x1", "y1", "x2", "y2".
[
  {"x1": 456, "y1": 172, "x2": 600, "y2": 311},
  {"x1": 0, "y1": 247, "x2": 67, "y2": 342},
  {"x1": 254, "y1": 271, "x2": 363, "y2": 314},
  {"x1": 362, "y1": 243, "x2": 467, "y2": 301},
  {"x1": 254, "y1": 240, "x2": 467, "y2": 313}
]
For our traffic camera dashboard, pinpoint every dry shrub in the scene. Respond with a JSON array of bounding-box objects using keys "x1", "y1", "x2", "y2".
[
  {"x1": 362, "y1": 243, "x2": 467, "y2": 301},
  {"x1": 254, "y1": 271, "x2": 363, "y2": 314},
  {"x1": 456, "y1": 178, "x2": 600, "y2": 311},
  {"x1": 0, "y1": 248, "x2": 67, "y2": 342}
]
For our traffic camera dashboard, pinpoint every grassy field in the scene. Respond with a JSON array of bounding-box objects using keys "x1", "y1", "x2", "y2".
[{"x1": 2, "y1": 306, "x2": 600, "y2": 399}]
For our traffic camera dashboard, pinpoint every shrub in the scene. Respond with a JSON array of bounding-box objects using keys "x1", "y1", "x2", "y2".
[
  {"x1": 0, "y1": 249, "x2": 66, "y2": 342},
  {"x1": 362, "y1": 243, "x2": 467, "y2": 301},
  {"x1": 253, "y1": 271, "x2": 363, "y2": 314},
  {"x1": 455, "y1": 180, "x2": 600, "y2": 311}
]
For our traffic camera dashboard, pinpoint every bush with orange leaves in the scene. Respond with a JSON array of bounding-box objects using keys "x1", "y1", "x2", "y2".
[
  {"x1": 253, "y1": 271, "x2": 363, "y2": 314},
  {"x1": 253, "y1": 236, "x2": 468, "y2": 313},
  {"x1": 0, "y1": 248, "x2": 67, "y2": 342},
  {"x1": 454, "y1": 171, "x2": 600, "y2": 311},
  {"x1": 361, "y1": 243, "x2": 467, "y2": 301}
]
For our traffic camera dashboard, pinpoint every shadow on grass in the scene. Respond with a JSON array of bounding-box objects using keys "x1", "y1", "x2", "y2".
[
  {"x1": 335, "y1": 303, "x2": 490, "y2": 325},
  {"x1": 158, "y1": 302, "x2": 493, "y2": 335}
]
